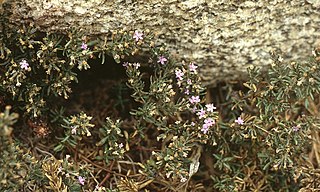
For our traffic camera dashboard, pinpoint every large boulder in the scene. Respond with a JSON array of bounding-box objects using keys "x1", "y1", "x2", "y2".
[{"x1": 3, "y1": 0, "x2": 320, "y2": 86}]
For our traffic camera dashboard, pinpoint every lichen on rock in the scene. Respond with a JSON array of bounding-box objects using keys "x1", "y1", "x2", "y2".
[{"x1": 3, "y1": 0, "x2": 320, "y2": 86}]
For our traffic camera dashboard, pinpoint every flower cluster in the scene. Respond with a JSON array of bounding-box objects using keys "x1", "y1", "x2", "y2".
[
  {"x1": 195, "y1": 103, "x2": 217, "y2": 134},
  {"x1": 202, "y1": 117, "x2": 215, "y2": 134},
  {"x1": 189, "y1": 95, "x2": 200, "y2": 104},
  {"x1": 173, "y1": 62, "x2": 205, "y2": 104}
]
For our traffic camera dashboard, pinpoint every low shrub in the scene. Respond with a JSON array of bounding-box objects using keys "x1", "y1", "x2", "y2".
[{"x1": 1, "y1": 6, "x2": 320, "y2": 191}]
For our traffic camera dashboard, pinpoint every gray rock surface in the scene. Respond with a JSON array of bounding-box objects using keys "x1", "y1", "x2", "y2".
[{"x1": 3, "y1": 0, "x2": 320, "y2": 86}]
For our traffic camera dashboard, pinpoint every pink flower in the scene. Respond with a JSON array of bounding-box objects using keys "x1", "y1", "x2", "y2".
[
  {"x1": 81, "y1": 42, "x2": 88, "y2": 50},
  {"x1": 235, "y1": 116, "x2": 244, "y2": 125},
  {"x1": 189, "y1": 63, "x2": 198, "y2": 73},
  {"x1": 78, "y1": 176, "x2": 85, "y2": 185},
  {"x1": 201, "y1": 118, "x2": 215, "y2": 134},
  {"x1": 20, "y1": 59, "x2": 29, "y2": 70},
  {"x1": 184, "y1": 89, "x2": 190, "y2": 95},
  {"x1": 122, "y1": 62, "x2": 129, "y2": 67},
  {"x1": 197, "y1": 109, "x2": 206, "y2": 119},
  {"x1": 206, "y1": 119, "x2": 214, "y2": 125},
  {"x1": 175, "y1": 69, "x2": 184, "y2": 80},
  {"x1": 133, "y1": 31, "x2": 143, "y2": 42},
  {"x1": 206, "y1": 104, "x2": 216, "y2": 112},
  {"x1": 201, "y1": 125, "x2": 209, "y2": 134},
  {"x1": 189, "y1": 96, "x2": 200, "y2": 104},
  {"x1": 204, "y1": 118, "x2": 215, "y2": 127},
  {"x1": 292, "y1": 125, "x2": 299, "y2": 132},
  {"x1": 157, "y1": 56, "x2": 167, "y2": 65}
]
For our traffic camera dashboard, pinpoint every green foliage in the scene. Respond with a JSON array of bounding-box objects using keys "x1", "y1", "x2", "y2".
[
  {"x1": 0, "y1": 142, "x2": 45, "y2": 191},
  {"x1": 96, "y1": 118, "x2": 126, "y2": 163},
  {"x1": 208, "y1": 52, "x2": 320, "y2": 191},
  {"x1": 2, "y1": 7, "x2": 320, "y2": 191},
  {"x1": 54, "y1": 112, "x2": 94, "y2": 152},
  {"x1": 0, "y1": 106, "x2": 18, "y2": 138}
]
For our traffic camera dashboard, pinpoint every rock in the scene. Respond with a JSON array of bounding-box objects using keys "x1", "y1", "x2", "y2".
[{"x1": 2, "y1": 0, "x2": 320, "y2": 86}]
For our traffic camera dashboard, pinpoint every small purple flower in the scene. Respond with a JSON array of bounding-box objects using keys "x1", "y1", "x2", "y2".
[
  {"x1": 197, "y1": 109, "x2": 206, "y2": 119},
  {"x1": 157, "y1": 56, "x2": 167, "y2": 65},
  {"x1": 78, "y1": 176, "x2": 85, "y2": 185},
  {"x1": 119, "y1": 143, "x2": 124, "y2": 148},
  {"x1": 184, "y1": 89, "x2": 190, "y2": 95},
  {"x1": 133, "y1": 31, "x2": 143, "y2": 42},
  {"x1": 206, "y1": 104, "x2": 216, "y2": 112},
  {"x1": 201, "y1": 125, "x2": 209, "y2": 134},
  {"x1": 235, "y1": 116, "x2": 244, "y2": 125},
  {"x1": 122, "y1": 62, "x2": 129, "y2": 67},
  {"x1": 201, "y1": 118, "x2": 215, "y2": 134},
  {"x1": 292, "y1": 125, "x2": 299, "y2": 132},
  {"x1": 187, "y1": 79, "x2": 192, "y2": 85},
  {"x1": 189, "y1": 96, "x2": 200, "y2": 104},
  {"x1": 81, "y1": 42, "x2": 88, "y2": 50},
  {"x1": 20, "y1": 59, "x2": 29, "y2": 70},
  {"x1": 204, "y1": 118, "x2": 215, "y2": 127},
  {"x1": 191, "y1": 122, "x2": 195, "y2": 126},
  {"x1": 175, "y1": 69, "x2": 184, "y2": 80},
  {"x1": 189, "y1": 63, "x2": 198, "y2": 73}
]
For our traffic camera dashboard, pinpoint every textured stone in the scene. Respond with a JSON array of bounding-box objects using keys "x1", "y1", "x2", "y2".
[{"x1": 3, "y1": 0, "x2": 320, "y2": 86}]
